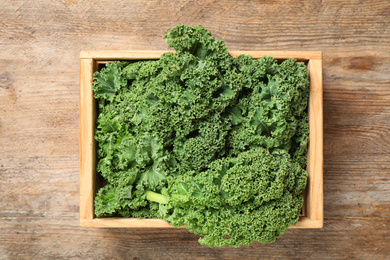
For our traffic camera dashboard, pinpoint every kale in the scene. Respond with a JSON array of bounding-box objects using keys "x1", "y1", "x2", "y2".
[{"x1": 92, "y1": 24, "x2": 310, "y2": 247}]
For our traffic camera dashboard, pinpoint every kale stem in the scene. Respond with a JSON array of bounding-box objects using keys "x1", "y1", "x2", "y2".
[{"x1": 146, "y1": 191, "x2": 168, "y2": 204}]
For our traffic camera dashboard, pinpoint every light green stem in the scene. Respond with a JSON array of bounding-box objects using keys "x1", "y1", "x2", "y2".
[{"x1": 146, "y1": 190, "x2": 168, "y2": 204}]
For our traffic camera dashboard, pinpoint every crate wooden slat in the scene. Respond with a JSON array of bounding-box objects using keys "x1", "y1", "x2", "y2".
[
  {"x1": 79, "y1": 50, "x2": 322, "y2": 61},
  {"x1": 79, "y1": 58, "x2": 96, "y2": 222},
  {"x1": 80, "y1": 50, "x2": 323, "y2": 228}
]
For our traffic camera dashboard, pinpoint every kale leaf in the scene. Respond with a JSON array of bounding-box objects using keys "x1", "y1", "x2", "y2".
[{"x1": 92, "y1": 24, "x2": 310, "y2": 247}]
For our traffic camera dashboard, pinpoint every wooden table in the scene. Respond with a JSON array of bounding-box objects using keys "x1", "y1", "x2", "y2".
[{"x1": 1, "y1": 0, "x2": 389, "y2": 259}]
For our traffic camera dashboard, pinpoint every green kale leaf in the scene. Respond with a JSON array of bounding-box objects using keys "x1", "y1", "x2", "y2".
[{"x1": 92, "y1": 24, "x2": 310, "y2": 248}]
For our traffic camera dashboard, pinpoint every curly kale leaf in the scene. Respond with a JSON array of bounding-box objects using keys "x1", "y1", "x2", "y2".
[
  {"x1": 92, "y1": 24, "x2": 310, "y2": 247},
  {"x1": 164, "y1": 24, "x2": 234, "y2": 71},
  {"x1": 92, "y1": 61, "x2": 128, "y2": 102},
  {"x1": 151, "y1": 147, "x2": 306, "y2": 247},
  {"x1": 226, "y1": 55, "x2": 309, "y2": 156}
]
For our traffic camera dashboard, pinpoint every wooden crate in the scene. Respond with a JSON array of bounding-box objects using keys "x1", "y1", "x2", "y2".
[{"x1": 80, "y1": 50, "x2": 323, "y2": 228}]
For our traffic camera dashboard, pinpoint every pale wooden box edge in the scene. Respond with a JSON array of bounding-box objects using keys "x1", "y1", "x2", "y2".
[{"x1": 79, "y1": 51, "x2": 323, "y2": 229}]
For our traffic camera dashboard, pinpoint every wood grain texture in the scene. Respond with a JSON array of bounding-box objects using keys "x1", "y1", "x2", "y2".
[
  {"x1": 79, "y1": 58, "x2": 95, "y2": 222},
  {"x1": 307, "y1": 59, "x2": 324, "y2": 223},
  {"x1": 1, "y1": 0, "x2": 389, "y2": 258}
]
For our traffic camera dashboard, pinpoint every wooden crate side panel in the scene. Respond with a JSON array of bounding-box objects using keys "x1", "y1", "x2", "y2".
[
  {"x1": 80, "y1": 58, "x2": 96, "y2": 221},
  {"x1": 307, "y1": 58, "x2": 324, "y2": 225},
  {"x1": 79, "y1": 50, "x2": 168, "y2": 60},
  {"x1": 80, "y1": 50, "x2": 322, "y2": 61},
  {"x1": 289, "y1": 217, "x2": 323, "y2": 229},
  {"x1": 80, "y1": 217, "x2": 321, "y2": 229},
  {"x1": 80, "y1": 218, "x2": 174, "y2": 228}
]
